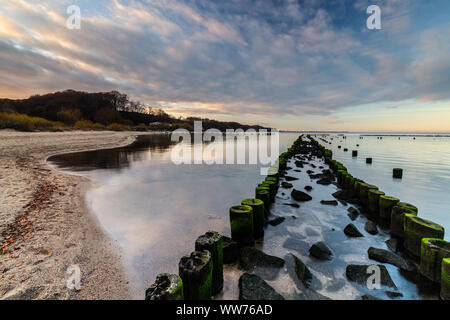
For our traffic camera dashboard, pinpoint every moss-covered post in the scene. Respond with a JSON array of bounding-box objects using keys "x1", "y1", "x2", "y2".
[
  {"x1": 442, "y1": 258, "x2": 450, "y2": 300},
  {"x1": 241, "y1": 198, "x2": 265, "y2": 239},
  {"x1": 368, "y1": 190, "x2": 385, "y2": 217},
  {"x1": 255, "y1": 185, "x2": 271, "y2": 204},
  {"x1": 393, "y1": 168, "x2": 403, "y2": 179},
  {"x1": 145, "y1": 273, "x2": 184, "y2": 300},
  {"x1": 179, "y1": 250, "x2": 213, "y2": 300},
  {"x1": 255, "y1": 189, "x2": 270, "y2": 211},
  {"x1": 261, "y1": 179, "x2": 277, "y2": 202},
  {"x1": 378, "y1": 195, "x2": 400, "y2": 225},
  {"x1": 353, "y1": 180, "x2": 365, "y2": 199},
  {"x1": 229, "y1": 205, "x2": 254, "y2": 246},
  {"x1": 420, "y1": 238, "x2": 450, "y2": 283},
  {"x1": 403, "y1": 215, "x2": 445, "y2": 257},
  {"x1": 359, "y1": 183, "x2": 378, "y2": 207},
  {"x1": 195, "y1": 231, "x2": 223, "y2": 295},
  {"x1": 390, "y1": 202, "x2": 418, "y2": 239}
]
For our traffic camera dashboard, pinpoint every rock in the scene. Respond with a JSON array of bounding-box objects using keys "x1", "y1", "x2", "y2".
[
  {"x1": 364, "y1": 221, "x2": 378, "y2": 235},
  {"x1": 332, "y1": 190, "x2": 353, "y2": 201},
  {"x1": 291, "y1": 189, "x2": 312, "y2": 202},
  {"x1": 283, "y1": 203, "x2": 300, "y2": 208},
  {"x1": 295, "y1": 161, "x2": 304, "y2": 168},
  {"x1": 344, "y1": 224, "x2": 364, "y2": 237},
  {"x1": 284, "y1": 176, "x2": 299, "y2": 181},
  {"x1": 293, "y1": 169, "x2": 302, "y2": 173},
  {"x1": 346, "y1": 264, "x2": 397, "y2": 289},
  {"x1": 283, "y1": 237, "x2": 310, "y2": 253},
  {"x1": 385, "y1": 238, "x2": 400, "y2": 252},
  {"x1": 362, "y1": 294, "x2": 382, "y2": 300},
  {"x1": 347, "y1": 207, "x2": 359, "y2": 220},
  {"x1": 222, "y1": 236, "x2": 239, "y2": 264},
  {"x1": 266, "y1": 216, "x2": 285, "y2": 226},
  {"x1": 281, "y1": 182, "x2": 293, "y2": 188},
  {"x1": 368, "y1": 247, "x2": 416, "y2": 272},
  {"x1": 306, "y1": 170, "x2": 314, "y2": 174},
  {"x1": 290, "y1": 254, "x2": 312, "y2": 288},
  {"x1": 320, "y1": 200, "x2": 338, "y2": 206},
  {"x1": 309, "y1": 242, "x2": 332, "y2": 260},
  {"x1": 239, "y1": 247, "x2": 285, "y2": 280},
  {"x1": 239, "y1": 273, "x2": 284, "y2": 300},
  {"x1": 385, "y1": 291, "x2": 403, "y2": 298},
  {"x1": 317, "y1": 177, "x2": 333, "y2": 185},
  {"x1": 304, "y1": 185, "x2": 313, "y2": 191}
]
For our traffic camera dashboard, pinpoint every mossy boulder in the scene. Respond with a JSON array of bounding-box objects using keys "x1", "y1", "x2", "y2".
[
  {"x1": 145, "y1": 273, "x2": 184, "y2": 300},
  {"x1": 368, "y1": 190, "x2": 385, "y2": 217},
  {"x1": 229, "y1": 205, "x2": 254, "y2": 246},
  {"x1": 379, "y1": 195, "x2": 400, "y2": 225},
  {"x1": 390, "y1": 202, "x2": 418, "y2": 238},
  {"x1": 404, "y1": 215, "x2": 445, "y2": 257},
  {"x1": 239, "y1": 273, "x2": 284, "y2": 300},
  {"x1": 420, "y1": 238, "x2": 450, "y2": 283},
  {"x1": 441, "y1": 258, "x2": 450, "y2": 300}
]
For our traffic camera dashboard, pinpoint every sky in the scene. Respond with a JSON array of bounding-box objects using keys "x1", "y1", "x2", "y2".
[{"x1": 0, "y1": 0, "x2": 449, "y2": 132}]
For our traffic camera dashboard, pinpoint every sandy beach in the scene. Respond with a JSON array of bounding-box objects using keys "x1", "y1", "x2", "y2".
[{"x1": 0, "y1": 130, "x2": 143, "y2": 300}]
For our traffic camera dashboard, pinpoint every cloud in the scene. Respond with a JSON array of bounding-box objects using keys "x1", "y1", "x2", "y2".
[{"x1": 0, "y1": 0, "x2": 449, "y2": 124}]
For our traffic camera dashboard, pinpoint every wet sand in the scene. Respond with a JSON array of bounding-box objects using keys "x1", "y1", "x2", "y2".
[{"x1": 0, "y1": 130, "x2": 146, "y2": 300}]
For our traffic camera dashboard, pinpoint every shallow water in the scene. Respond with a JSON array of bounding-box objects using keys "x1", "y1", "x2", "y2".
[
  {"x1": 48, "y1": 132, "x2": 447, "y2": 300},
  {"x1": 321, "y1": 133, "x2": 450, "y2": 241}
]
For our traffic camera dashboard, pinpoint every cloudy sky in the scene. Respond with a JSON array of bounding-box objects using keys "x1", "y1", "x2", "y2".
[{"x1": 1, "y1": 0, "x2": 449, "y2": 131}]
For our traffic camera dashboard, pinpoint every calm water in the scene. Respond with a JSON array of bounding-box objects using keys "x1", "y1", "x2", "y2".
[
  {"x1": 48, "y1": 132, "x2": 449, "y2": 300},
  {"x1": 321, "y1": 133, "x2": 450, "y2": 241}
]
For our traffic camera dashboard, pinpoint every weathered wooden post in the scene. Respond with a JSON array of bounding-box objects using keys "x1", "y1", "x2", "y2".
[
  {"x1": 366, "y1": 158, "x2": 372, "y2": 164},
  {"x1": 393, "y1": 168, "x2": 403, "y2": 179},
  {"x1": 229, "y1": 205, "x2": 254, "y2": 246},
  {"x1": 368, "y1": 189, "x2": 385, "y2": 217},
  {"x1": 352, "y1": 150, "x2": 358, "y2": 157},
  {"x1": 420, "y1": 238, "x2": 450, "y2": 283},
  {"x1": 378, "y1": 195, "x2": 400, "y2": 225},
  {"x1": 241, "y1": 198, "x2": 265, "y2": 239},
  {"x1": 442, "y1": 258, "x2": 450, "y2": 300},
  {"x1": 255, "y1": 189, "x2": 270, "y2": 211},
  {"x1": 179, "y1": 250, "x2": 213, "y2": 300},
  {"x1": 195, "y1": 231, "x2": 223, "y2": 295},
  {"x1": 145, "y1": 273, "x2": 184, "y2": 300},
  {"x1": 403, "y1": 215, "x2": 444, "y2": 257},
  {"x1": 390, "y1": 202, "x2": 418, "y2": 239}
]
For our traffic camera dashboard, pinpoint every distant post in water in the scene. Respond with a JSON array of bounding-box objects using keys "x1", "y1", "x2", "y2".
[
  {"x1": 366, "y1": 158, "x2": 372, "y2": 164},
  {"x1": 393, "y1": 168, "x2": 403, "y2": 179},
  {"x1": 195, "y1": 231, "x2": 223, "y2": 295},
  {"x1": 352, "y1": 150, "x2": 358, "y2": 157},
  {"x1": 179, "y1": 250, "x2": 213, "y2": 300},
  {"x1": 145, "y1": 273, "x2": 184, "y2": 300}
]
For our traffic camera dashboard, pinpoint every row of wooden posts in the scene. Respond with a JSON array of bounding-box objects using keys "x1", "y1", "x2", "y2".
[
  {"x1": 313, "y1": 137, "x2": 449, "y2": 300},
  {"x1": 145, "y1": 136, "x2": 301, "y2": 300}
]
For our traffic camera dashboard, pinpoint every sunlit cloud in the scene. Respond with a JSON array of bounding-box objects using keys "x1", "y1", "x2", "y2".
[{"x1": 0, "y1": 0, "x2": 449, "y2": 131}]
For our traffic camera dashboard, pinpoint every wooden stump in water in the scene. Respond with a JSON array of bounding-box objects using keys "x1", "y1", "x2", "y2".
[
  {"x1": 420, "y1": 238, "x2": 450, "y2": 283},
  {"x1": 390, "y1": 202, "x2": 418, "y2": 239},
  {"x1": 366, "y1": 157, "x2": 372, "y2": 164},
  {"x1": 179, "y1": 250, "x2": 213, "y2": 300},
  {"x1": 145, "y1": 273, "x2": 184, "y2": 300},
  {"x1": 352, "y1": 150, "x2": 358, "y2": 157},
  {"x1": 195, "y1": 231, "x2": 223, "y2": 295},
  {"x1": 229, "y1": 205, "x2": 254, "y2": 246},
  {"x1": 442, "y1": 258, "x2": 450, "y2": 300},
  {"x1": 241, "y1": 198, "x2": 265, "y2": 239},
  {"x1": 379, "y1": 195, "x2": 400, "y2": 225},
  {"x1": 368, "y1": 189, "x2": 385, "y2": 217},
  {"x1": 403, "y1": 215, "x2": 444, "y2": 258}
]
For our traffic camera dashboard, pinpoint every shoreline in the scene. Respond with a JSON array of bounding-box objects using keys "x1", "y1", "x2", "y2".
[{"x1": 0, "y1": 130, "x2": 148, "y2": 300}]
